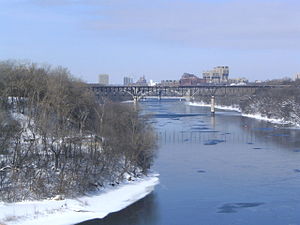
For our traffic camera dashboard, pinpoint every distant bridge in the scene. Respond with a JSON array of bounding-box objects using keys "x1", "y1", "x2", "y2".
[{"x1": 89, "y1": 84, "x2": 289, "y2": 113}]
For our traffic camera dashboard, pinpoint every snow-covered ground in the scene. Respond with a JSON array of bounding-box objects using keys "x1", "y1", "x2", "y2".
[
  {"x1": 0, "y1": 174, "x2": 159, "y2": 225},
  {"x1": 187, "y1": 102, "x2": 292, "y2": 125}
]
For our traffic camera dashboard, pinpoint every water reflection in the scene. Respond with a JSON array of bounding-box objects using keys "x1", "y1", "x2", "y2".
[
  {"x1": 210, "y1": 114, "x2": 216, "y2": 128},
  {"x1": 157, "y1": 126, "x2": 300, "y2": 149},
  {"x1": 154, "y1": 108, "x2": 300, "y2": 151},
  {"x1": 239, "y1": 117, "x2": 300, "y2": 150}
]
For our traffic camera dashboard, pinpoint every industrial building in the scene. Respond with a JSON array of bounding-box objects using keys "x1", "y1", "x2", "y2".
[{"x1": 179, "y1": 73, "x2": 205, "y2": 86}]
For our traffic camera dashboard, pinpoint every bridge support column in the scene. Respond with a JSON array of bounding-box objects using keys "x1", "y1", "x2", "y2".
[
  {"x1": 211, "y1": 95, "x2": 215, "y2": 114},
  {"x1": 185, "y1": 89, "x2": 192, "y2": 102},
  {"x1": 158, "y1": 91, "x2": 162, "y2": 101},
  {"x1": 133, "y1": 96, "x2": 139, "y2": 104}
]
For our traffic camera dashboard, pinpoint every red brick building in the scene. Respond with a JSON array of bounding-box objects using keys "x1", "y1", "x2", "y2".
[{"x1": 179, "y1": 73, "x2": 205, "y2": 86}]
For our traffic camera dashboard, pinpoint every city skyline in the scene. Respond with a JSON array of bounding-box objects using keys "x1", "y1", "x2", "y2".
[{"x1": 1, "y1": 0, "x2": 299, "y2": 84}]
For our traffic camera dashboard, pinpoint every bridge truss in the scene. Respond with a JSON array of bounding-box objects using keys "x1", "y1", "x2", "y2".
[
  {"x1": 90, "y1": 84, "x2": 285, "y2": 102},
  {"x1": 89, "y1": 84, "x2": 288, "y2": 113}
]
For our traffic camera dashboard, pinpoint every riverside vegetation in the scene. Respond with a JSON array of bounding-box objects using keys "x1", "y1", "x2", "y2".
[
  {"x1": 194, "y1": 80, "x2": 300, "y2": 125},
  {"x1": 0, "y1": 60, "x2": 156, "y2": 202}
]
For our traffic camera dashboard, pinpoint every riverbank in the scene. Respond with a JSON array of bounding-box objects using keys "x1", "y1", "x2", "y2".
[
  {"x1": 188, "y1": 101, "x2": 295, "y2": 126},
  {"x1": 0, "y1": 174, "x2": 159, "y2": 225}
]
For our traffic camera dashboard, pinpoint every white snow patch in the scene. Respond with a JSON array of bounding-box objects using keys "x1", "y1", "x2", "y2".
[
  {"x1": 187, "y1": 101, "x2": 241, "y2": 112},
  {"x1": 0, "y1": 174, "x2": 159, "y2": 225},
  {"x1": 121, "y1": 100, "x2": 134, "y2": 103},
  {"x1": 11, "y1": 112, "x2": 37, "y2": 142},
  {"x1": 240, "y1": 113, "x2": 290, "y2": 125}
]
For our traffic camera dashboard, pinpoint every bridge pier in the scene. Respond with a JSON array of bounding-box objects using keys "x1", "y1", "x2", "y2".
[
  {"x1": 133, "y1": 96, "x2": 139, "y2": 104},
  {"x1": 158, "y1": 90, "x2": 162, "y2": 101},
  {"x1": 211, "y1": 95, "x2": 215, "y2": 114},
  {"x1": 185, "y1": 89, "x2": 192, "y2": 102}
]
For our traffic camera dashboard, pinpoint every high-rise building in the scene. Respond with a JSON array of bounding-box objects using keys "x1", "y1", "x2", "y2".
[
  {"x1": 99, "y1": 74, "x2": 109, "y2": 85},
  {"x1": 295, "y1": 73, "x2": 300, "y2": 81},
  {"x1": 203, "y1": 66, "x2": 229, "y2": 83},
  {"x1": 123, "y1": 76, "x2": 133, "y2": 86}
]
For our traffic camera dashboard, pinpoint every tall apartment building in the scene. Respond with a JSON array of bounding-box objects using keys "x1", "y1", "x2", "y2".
[
  {"x1": 203, "y1": 66, "x2": 229, "y2": 83},
  {"x1": 295, "y1": 73, "x2": 300, "y2": 80},
  {"x1": 123, "y1": 76, "x2": 133, "y2": 86},
  {"x1": 99, "y1": 74, "x2": 109, "y2": 85}
]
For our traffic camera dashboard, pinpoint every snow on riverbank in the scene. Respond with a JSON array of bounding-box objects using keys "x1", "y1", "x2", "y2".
[
  {"x1": 241, "y1": 113, "x2": 289, "y2": 125},
  {"x1": 188, "y1": 102, "x2": 241, "y2": 112},
  {"x1": 187, "y1": 102, "x2": 293, "y2": 125},
  {"x1": 121, "y1": 100, "x2": 134, "y2": 103},
  {"x1": 0, "y1": 174, "x2": 159, "y2": 225}
]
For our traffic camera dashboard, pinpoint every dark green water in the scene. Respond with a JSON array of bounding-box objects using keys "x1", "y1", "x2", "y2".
[{"x1": 79, "y1": 99, "x2": 300, "y2": 225}]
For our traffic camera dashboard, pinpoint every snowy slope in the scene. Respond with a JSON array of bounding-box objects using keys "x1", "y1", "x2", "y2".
[{"x1": 0, "y1": 174, "x2": 159, "y2": 225}]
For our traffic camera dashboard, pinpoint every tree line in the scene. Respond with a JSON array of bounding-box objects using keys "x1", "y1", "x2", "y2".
[{"x1": 0, "y1": 60, "x2": 156, "y2": 202}]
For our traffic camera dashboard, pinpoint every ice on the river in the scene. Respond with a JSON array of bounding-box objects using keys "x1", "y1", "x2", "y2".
[{"x1": 0, "y1": 174, "x2": 159, "y2": 225}]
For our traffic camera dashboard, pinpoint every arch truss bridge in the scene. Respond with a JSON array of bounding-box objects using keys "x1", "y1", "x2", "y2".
[{"x1": 89, "y1": 84, "x2": 286, "y2": 113}]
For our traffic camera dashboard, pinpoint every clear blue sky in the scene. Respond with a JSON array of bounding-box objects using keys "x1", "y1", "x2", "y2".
[{"x1": 1, "y1": 0, "x2": 299, "y2": 84}]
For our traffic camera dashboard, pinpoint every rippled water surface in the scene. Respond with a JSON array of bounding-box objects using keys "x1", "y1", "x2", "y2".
[{"x1": 80, "y1": 100, "x2": 300, "y2": 225}]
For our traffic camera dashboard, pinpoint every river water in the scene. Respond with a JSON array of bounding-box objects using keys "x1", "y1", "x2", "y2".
[{"x1": 80, "y1": 99, "x2": 300, "y2": 225}]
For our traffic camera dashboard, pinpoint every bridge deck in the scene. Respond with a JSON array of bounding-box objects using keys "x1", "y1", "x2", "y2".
[{"x1": 88, "y1": 84, "x2": 292, "y2": 101}]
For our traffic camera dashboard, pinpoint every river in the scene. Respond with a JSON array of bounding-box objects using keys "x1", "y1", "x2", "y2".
[{"x1": 79, "y1": 99, "x2": 300, "y2": 225}]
